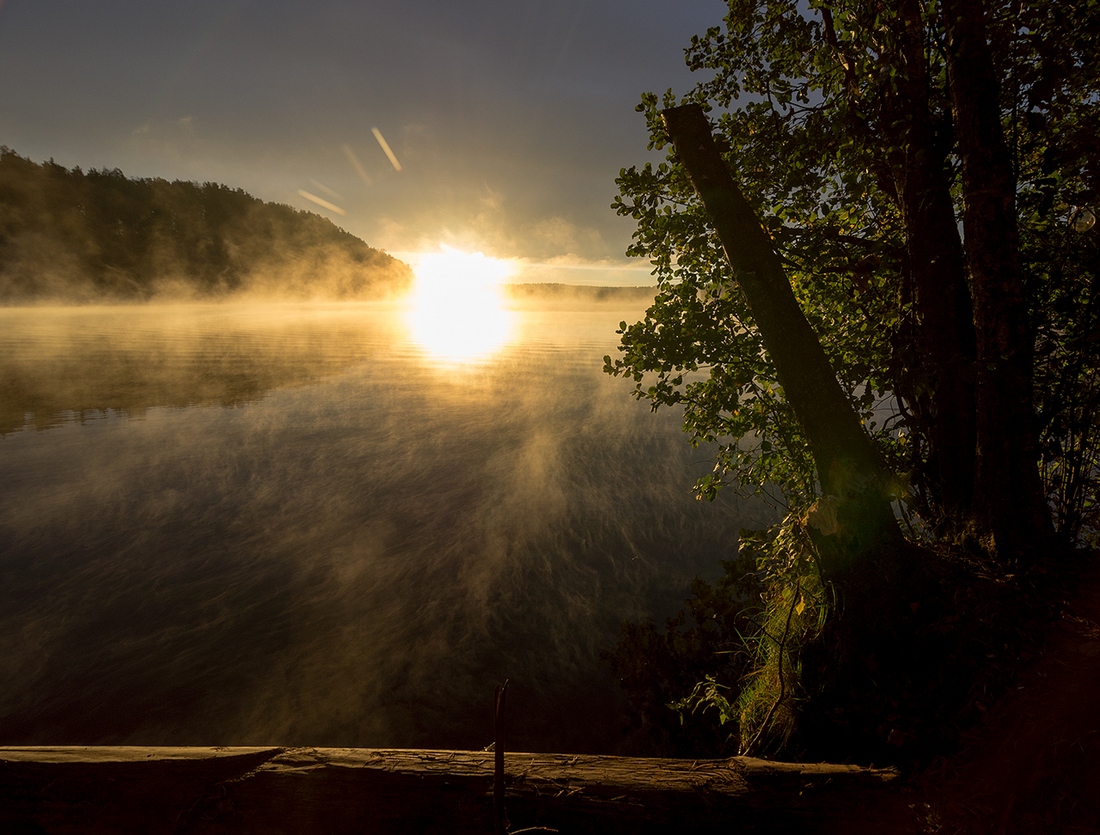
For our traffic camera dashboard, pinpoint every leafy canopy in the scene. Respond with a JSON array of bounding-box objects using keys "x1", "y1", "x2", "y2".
[{"x1": 606, "y1": 0, "x2": 1099, "y2": 544}]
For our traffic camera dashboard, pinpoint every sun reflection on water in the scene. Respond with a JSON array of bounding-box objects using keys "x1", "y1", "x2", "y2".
[{"x1": 405, "y1": 247, "x2": 516, "y2": 364}]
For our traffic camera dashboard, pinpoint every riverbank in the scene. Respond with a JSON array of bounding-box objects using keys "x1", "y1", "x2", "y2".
[{"x1": 4, "y1": 558, "x2": 1098, "y2": 835}]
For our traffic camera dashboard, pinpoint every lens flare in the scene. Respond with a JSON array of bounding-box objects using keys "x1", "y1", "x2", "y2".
[
  {"x1": 298, "y1": 189, "x2": 346, "y2": 216},
  {"x1": 309, "y1": 179, "x2": 343, "y2": 201},
  {"x1": 1071, "y1": 207, "x2": 1096, "y2": 233},
  {"x1": 372, "y1": 127, "x2": 403, "y2": 172},
  {"x1": 405, "y1": 247, "x2": 515, "y2": 363},
  {"x1": 343, "y1": 144, "x2": 373, "y2": 186}
]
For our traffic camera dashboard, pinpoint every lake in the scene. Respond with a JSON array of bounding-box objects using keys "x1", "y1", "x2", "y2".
[{"x1": 0, "y1": 293, "x2": 771, "y2": 754}]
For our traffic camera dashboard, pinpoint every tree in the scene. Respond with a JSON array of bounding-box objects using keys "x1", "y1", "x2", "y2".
[
  {"x1": 659, "y1": 102, "x2": 908, "y2": 594},
  {"x1": 606, "y1": 0, "x2": 1099, "y2": 756},
  {"x1": 0, "y1": 150, "x2": 413, "y2": 301},
  {"x1": 940, "y1": 0, "x2": 1054, "y2": 556},
  {"x1": 611, "y1": 0, "x2": 1099, "y2": 557}
]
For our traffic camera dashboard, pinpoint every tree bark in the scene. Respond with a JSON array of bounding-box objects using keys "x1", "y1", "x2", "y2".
[
  {"x1": 660, "y1": 103, "x2": 903, "y2": 584},
  {"x1": 940, "y1": 0, "x2": 1054, "y2": 561},
  {"x1": 881, "y1": 0, "x2": 978, "y2": 520}
]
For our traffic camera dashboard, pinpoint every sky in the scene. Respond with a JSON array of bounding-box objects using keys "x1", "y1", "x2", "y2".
[{"x1": 0, "y1": 0, "x2": 725, "y2": 284}]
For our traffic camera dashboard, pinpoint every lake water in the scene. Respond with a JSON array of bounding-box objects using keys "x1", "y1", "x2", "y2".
[{"x1": 0, "y1": 296, "x2": 770, "y2": 754}]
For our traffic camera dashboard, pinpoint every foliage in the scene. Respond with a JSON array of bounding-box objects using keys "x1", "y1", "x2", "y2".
[
  {"x1": 606, "y1": 12, "x2": 911, "y2": 515},
  {"x1": 0, "y1": 149, "x2": 411, "y2": 301},
  {"x1": 730, "y1": 518, "x2": 827, "y2": 755},
  {"x1": 1011, "y1": 0, "x2": 1100, "y2": 547},
  {"x1": 604, "y1": 554, "x2": 762, "y2": 757},
  {"x1": 670, "y1": 515, "x2": 827, "y2": 756},
  {"x1": 608, "y1": 0, "x2": 1099, "y2": 535},
  {"x1": 605, "y1": 0, "x2": 1100, "y2": 758},
  {"x1": 1032, "y1": 212, "x2": 1100, "y2": 548}
]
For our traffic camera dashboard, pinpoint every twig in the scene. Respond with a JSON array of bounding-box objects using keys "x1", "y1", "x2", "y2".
[
  {"x1": 494, "y1": 680, "x2": 509, "y2": 835},
  {"x1": 742, "y1": 583, "x2": 801, "y2": 756}
]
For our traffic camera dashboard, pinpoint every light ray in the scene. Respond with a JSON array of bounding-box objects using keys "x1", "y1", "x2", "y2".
[
  {"x1": 309, "y1": 178, "x2": 343, "y2": 201},
  {"x1": 372, "y1": 127, "x2": 403, "y2": 172},
  {"x1": 298, "y1": 189, "x2": 346, "y2": 216},
  {"x1": 343, "y1": 144, "x2": 373, "y2": 186}
]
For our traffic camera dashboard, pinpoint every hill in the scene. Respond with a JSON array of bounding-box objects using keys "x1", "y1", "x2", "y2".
[{"x1": 0, "y1": 149, "x2": 412, "y2": 301}]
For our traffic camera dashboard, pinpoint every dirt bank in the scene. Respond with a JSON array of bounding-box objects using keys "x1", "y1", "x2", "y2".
[{"x1": 914, "y1": 556, "x2": 1100, "y2": 833}]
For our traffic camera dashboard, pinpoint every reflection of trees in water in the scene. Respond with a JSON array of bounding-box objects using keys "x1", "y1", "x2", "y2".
[
  {"x1": 0, "y1": 294, "x2": 662, "y2": 435},
  {"x1": 0, "y1": 306, "x2": 391, "y2": 434}
]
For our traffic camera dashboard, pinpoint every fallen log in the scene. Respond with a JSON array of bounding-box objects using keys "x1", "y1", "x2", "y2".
[{"x1": 0, "y1": 746, "x2": 911, "y2": 833}]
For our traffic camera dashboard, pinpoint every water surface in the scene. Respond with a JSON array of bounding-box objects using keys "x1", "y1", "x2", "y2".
[{"x1": 0, "y1": 299, "x2": 770, "y2": 753}]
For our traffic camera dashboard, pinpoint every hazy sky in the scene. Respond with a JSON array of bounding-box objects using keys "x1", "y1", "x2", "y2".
[{"x1": 0, "y1": 0, "x2": 723, "y2": 283}]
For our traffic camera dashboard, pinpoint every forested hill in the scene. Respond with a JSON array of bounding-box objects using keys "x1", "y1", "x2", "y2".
[{"x1": 0, "y1": 149, "x2": 412, "y2": 301}]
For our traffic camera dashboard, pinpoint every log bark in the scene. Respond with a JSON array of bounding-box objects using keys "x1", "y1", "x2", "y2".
[{"x1": 0, "y1": 746, "x2": 910, "y2": 834}]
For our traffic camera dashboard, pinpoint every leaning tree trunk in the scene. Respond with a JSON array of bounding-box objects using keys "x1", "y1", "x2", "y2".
[
  {"x1": 940, "y1": 0, "x2": 1055, "y2": 562},
  {"x1": 662, "y1": 103, "x2": 936, "y2": 758},
  {"x1": 660, "y1": 104, "x2": 904, "y2": 591}
]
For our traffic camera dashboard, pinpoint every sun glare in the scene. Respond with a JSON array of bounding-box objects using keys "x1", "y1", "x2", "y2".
[{"x1": 405, "y1": 247, "x2": 516, "y2": 363}]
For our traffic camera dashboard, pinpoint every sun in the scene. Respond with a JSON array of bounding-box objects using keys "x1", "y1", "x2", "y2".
[{"x1": 404, "y1": 247, "x2": 517, "y2": 364}]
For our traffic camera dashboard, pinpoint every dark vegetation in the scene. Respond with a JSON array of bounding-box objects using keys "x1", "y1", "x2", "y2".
[
  {"x1": 0, "y1": 148, "x2": 411, "y2": 301},
  {"x1": 603, "y1": 0, "x2": 1100, "y2": 768}
]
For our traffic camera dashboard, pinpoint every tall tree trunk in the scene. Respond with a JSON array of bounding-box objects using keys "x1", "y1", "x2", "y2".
[
  {"x1": 661, "y1": 103, "x2": 903, "y2": 587},
  {"x1": 940, "y1": 0, "x2": 1054, "y2": 561},
  {"x1": 881, "y1": 0, "x2": 978, "y2": 521}
]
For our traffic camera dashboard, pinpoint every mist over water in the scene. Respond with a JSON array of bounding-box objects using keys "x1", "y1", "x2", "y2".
[{"x1": 0, "y1": 299, "x2": 772, "y2": 754}]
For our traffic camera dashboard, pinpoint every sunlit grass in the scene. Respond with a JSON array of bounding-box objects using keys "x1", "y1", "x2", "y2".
[{"x1": 405, "y1": 246, "x2": 516, "y2": 364}]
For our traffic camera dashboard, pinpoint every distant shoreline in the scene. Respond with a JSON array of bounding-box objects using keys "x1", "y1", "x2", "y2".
[
  {"x1": 0, "y1": 283, "x2": 659, "y2": 307},
  {"x1": 0, "y1": 150, "x2": 411, "y2": 303},
  {"x1": 503, "y1": 283, "x2": 657, "y2": 301}
]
